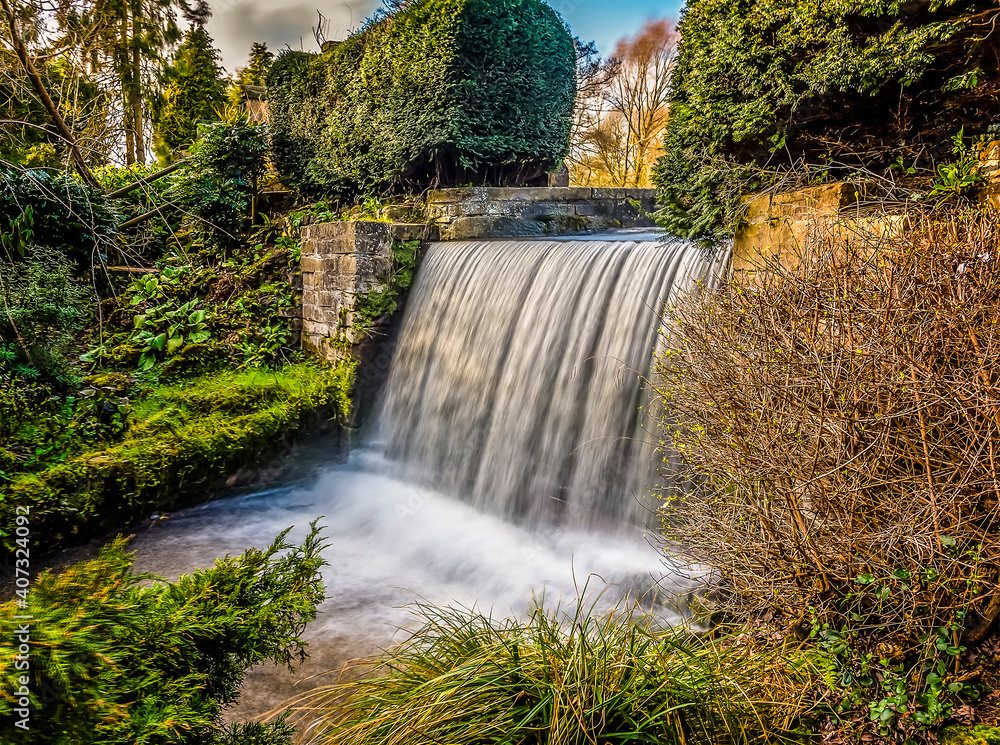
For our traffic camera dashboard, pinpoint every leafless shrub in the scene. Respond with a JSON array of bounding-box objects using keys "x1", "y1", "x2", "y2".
[{"x1": 654, "y1": 208, "x2": 1000, "y2": 733}]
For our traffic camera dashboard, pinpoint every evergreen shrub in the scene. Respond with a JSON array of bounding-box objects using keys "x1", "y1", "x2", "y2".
[
  {"x1": 0, "y1": 169, "x2": 120, "y2": 269},
  {"x1": 266, "y1": 0, "x2": 576, "y2": 196},
  {"x1": 0, "y1": 249, "x2": 94, "y2": 386},
  {"x1": 654, "y1": 0, "x2": 1000, "y2": 243},
  {"x1": 167, "y1": 119, "x2": 269, "y2": 249},
  {"x1": 0, "y1": 526, "x2": 326, "y2": 745}
]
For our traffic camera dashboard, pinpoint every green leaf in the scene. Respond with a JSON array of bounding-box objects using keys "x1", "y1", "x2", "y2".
[
  {"x1": 167, "y1": 335, "x2": 185, "y2": 355},
  {"x1": 151, "y1": 333, "x2": 167, "y2": 352},
  {"x1": 138, "y1": 352, "x2": 157, "y2": 370}
]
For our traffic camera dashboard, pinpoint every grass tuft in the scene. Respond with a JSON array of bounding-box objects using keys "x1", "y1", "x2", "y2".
[{"x1": 289, "y1": 597, "x2": 818, "y2": 745}]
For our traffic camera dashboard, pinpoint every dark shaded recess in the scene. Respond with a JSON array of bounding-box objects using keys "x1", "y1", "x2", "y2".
[{"x1": 351, "y1": 294, "x2": 411, "y2": 435}]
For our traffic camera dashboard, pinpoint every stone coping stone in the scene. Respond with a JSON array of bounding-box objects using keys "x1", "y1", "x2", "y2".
[{"x1": 426, "y1": 186, "x2": 655, "y2": 204}]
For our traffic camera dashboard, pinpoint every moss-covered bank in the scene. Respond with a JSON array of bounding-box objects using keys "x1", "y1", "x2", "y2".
[{"x1": 0, "y1": 361, "x2": 354, "y2": 553}]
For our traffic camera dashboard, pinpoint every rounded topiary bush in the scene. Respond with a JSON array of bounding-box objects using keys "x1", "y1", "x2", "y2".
[{"x1": 267, "y1": 0, "x2": 576, "y2": 196}]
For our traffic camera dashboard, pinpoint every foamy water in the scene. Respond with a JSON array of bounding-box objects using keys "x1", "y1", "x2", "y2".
[{"x1": 125, "y1": 448, "x2": 697, "y2": 718}]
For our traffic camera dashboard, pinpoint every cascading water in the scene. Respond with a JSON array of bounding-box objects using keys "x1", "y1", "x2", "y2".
[
  {"x1": 122, "y1": 230, "x2": 728, "y2": 719},
  {"x1": 376, "y1": 234, "x2": 729, "y2": 528}
]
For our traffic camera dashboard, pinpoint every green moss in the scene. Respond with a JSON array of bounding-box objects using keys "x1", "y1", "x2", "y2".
[
  {"x1": 351, "y1": 238, "x2": 422, "y2": 337},
  {"x1": 0, "y1": 360, "x2": 354, "y2": 553},
  {"x1": 940, "y1": 727, "x2": 1000, "y2": 745}
]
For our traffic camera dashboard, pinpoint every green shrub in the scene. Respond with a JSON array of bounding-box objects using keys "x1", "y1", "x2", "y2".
[
  {"x1": 0, "y1": 525, "x2": 326, "y2": 744},
  {"x1": 0, "y1": 249, "x2": 95, "y2": 386},
  {"x1": 267, "y1": 0, "x2": 576, "y2": 196},
  {"x1": 167, "y1": 119, "x2": 269, "y2": 249},
  {"x1": 654, "y1": 0, "x2": 1000, "y2": 243},
  {"x1": 0, "y1": 169, "x2": 120, "y2": 268},
  {"x1": 293, "y1": 599, "x2": 815, "y2": 745}
]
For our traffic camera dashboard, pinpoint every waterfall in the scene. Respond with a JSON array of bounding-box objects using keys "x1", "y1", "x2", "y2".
[
  {"x1": 125, "y1": 234, "x2": 723, "y2": 714},
  {"x1": 375, "y1": 234, "x2": 729, "y2": 528}
]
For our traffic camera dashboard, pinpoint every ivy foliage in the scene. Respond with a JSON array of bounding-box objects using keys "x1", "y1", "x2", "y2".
[
  {"x1": 654, "y1": 0, "x2": 1000, "y2": 242},
  {"x1": 0, "y1": 525, "x2": 327, "y2": 745},
  {"x1": 352, "y1": 238, "x2": 421, "y2": 335},
  {"x1": 267, "y1": 0, "x2": 576, "y2": 196}
]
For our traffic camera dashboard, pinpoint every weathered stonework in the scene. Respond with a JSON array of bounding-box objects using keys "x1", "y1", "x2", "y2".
[
  {"x1": 299, "y1": 221, "x2": 393, "y2": 361},
  {"x1": 426, "y1": 186, "x2": 657, "y2": 240},
  {"x1": 736, "y1": 142, "x2": 1000, "y2": 273},
  {"x1": 732, "y1": 182, "x2": 870, "y2": 276}
]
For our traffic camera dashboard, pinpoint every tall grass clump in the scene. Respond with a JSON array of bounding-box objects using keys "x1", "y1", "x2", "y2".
[
  {"x1": 655, "y1": 208, "x2": 1000, "y2": 740},
  {"x1": 290, "y1": 599, "x2": 815, "y2": 745}
]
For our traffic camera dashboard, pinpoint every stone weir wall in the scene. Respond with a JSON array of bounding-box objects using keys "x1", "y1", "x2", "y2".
[
  {"x1": 426, "y1": 186, "x2": 656, "y2": 239},
  {"x1": 298, "y1": 186, "x2": 658, "y2": 363}
]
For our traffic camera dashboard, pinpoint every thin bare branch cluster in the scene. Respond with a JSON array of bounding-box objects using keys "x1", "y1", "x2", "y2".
[
  {"x1": 655, "y1": 209, "x2": 1000, "y2": 647},
  {"x1": 568, "y1": 19, "x2": 677, "y2": 189}
]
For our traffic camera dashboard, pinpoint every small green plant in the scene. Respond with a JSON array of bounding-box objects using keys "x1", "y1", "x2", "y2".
[
  {"x1": 809, "y1": 601, "x2": 975, "y2": 737},
  {"x1": 132, "y1": 299, "x2": 211, "y2": 370},
  {"x1": 929, "y1": 128, "x2": 983, "y2": 204},
  {"x1": 236, "y1": 321, "x2": 291, "y2": 367},
  {"x1": 0, "y1": 205, "x2": 34, "y2": 260},
  {"x1": 350, "y1": 238, "x2": 421, "y2": 337}
]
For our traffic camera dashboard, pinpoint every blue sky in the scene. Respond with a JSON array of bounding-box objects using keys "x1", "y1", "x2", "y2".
[
  {"x1": 207, "y1": 0, "x2": 683, "y2": 71},
  {"x1": 563, "y1": 0, "x2": 683, "y2": 53}
]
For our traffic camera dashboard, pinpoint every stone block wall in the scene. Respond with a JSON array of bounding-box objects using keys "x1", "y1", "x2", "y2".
[
  {"x1": 732, "y1": 182, "x2": 870, "y2": 277},
  {"x1": 299, "y1": 221, "x2": 393, "y2": 361},
  {"x1": 426, "y1": 186, "x2": 657, "y2": 240},
  {"x1": 734, "y1": 143, "x2": 1000, "y2": 275}
]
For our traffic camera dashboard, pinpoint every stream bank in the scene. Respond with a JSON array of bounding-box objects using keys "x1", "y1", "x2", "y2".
[{"x1": 0, "y1": 360, "x2": 353, "y2": 554}]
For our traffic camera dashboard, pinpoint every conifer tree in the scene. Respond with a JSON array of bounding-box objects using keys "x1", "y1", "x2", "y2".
[
  {"x1": 236, "y1": 42, "x2": 273, "y2": 87},
  {"x1": 153, "y1": 24, "x2": 225, "y2": 163},
  {"x1": 227, "y1": 41, "x2": 274, "y2": 110}
]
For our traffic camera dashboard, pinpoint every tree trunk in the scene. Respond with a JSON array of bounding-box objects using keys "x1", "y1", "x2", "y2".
[
  {"x1": 1, "y1": 0, "x2": 100, "y2": 187},
  {"x1": 129, "y1": 0, "x2": 146, "y2": 165}
]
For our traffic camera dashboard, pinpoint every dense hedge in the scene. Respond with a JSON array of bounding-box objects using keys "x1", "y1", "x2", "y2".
[
  {"x1": 654, "y1": 0, "x2": 1000, "y2": 243},
  {"x1": 267, "y1": 0, "x2": 576, "y2": 196}
]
